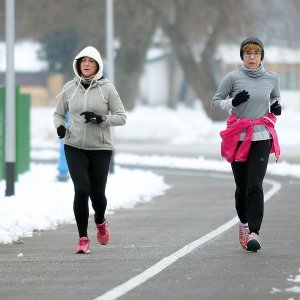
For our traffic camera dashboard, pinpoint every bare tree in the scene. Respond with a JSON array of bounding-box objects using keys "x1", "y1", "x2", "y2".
[
  {"x1": 136, "y1": 0, "x2": 300, "y2": 119},
  {"x1": 139, "y1": 0, "x2": 255, "y2": 119}
]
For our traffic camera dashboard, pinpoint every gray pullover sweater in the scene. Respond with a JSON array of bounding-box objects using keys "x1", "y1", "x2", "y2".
[{"x1": 212, "y1": 64, "x2": 280, "y2": 141}]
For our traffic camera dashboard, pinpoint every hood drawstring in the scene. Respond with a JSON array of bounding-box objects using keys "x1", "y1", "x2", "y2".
[
  {"x1": 55, "y1": 81, "x2": 77, "y2": 99},
  {"x1": 55, "y1": 77, "x2": 82, "y2": 101},
  {"x1": 97, "y1": 81, "x2": 105, "y2": 100},
  {"x1": 69, "y1": 78, "x2": 82, "y2": 99}
]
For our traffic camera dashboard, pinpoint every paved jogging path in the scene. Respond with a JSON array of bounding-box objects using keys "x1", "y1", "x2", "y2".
[{"x1": 0, "y1": 168, "x2": 299, "y2": 300}]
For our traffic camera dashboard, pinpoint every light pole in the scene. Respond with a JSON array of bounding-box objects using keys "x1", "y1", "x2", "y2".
[
  {"x1": 106, "y1": 0, "x2": 115, "y2": 83},
  {"x1": 5, "y1": 0, "x2": 16, "y2": 196},
  {"x1": 106, "y1": 0, "x2": 115, "y2": 173}
]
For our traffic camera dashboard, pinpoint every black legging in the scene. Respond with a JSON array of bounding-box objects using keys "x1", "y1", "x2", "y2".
[
  {"x1": 64, "y1": 145, "x2": 112, "y2": 238},
  {"x1": 231, "y1": 139, "x2": 271, "y2": 234}
]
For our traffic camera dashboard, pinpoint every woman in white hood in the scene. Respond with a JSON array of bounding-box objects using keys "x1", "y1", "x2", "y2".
[{"x1": 54, "y1": 46, "x2": 126, "y2": 254}]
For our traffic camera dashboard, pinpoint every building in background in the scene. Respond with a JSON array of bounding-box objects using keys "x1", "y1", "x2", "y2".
[{"x1": 0, "y1": 41, "x2": 63, "y2": 107}]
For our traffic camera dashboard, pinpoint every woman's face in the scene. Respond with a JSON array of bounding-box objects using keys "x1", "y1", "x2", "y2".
[
  {"x1": 242, "y1": 44, "x2": 262, "y2": 69},
  {"x1": 243, "y1": 52, "x2": 262, "y2": 69},
  {"x1": 80, "y1": 57, "x2": 98, "y2": 78}
]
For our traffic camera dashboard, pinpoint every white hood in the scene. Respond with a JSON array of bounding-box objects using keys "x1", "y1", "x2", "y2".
[{"x1": 73, "y1": 46, "x2": 104, "y2": 80}]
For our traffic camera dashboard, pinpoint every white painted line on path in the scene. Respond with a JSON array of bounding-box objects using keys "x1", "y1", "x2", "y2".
[{"x1": 94, "y1": 178, "x2": 281, "y2": 300}]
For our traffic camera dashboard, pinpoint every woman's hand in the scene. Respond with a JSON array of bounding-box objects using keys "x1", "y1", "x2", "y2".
[
  {"x1": 270, "y1": 101, "x2": 281, "y2": 115},
  {"x1": 80, "y1": 111, "x2": 103, "y2": 124},
  {"x1": 232, "y1": 90, "x2": 250, "y2": 107},
  {"x1": 57, "y1": 125, "x2": 66, "y2": 139}
]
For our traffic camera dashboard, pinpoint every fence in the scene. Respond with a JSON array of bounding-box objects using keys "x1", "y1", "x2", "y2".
[{"x1": 0, "y1": 86, "x2": 31, "y2": 180}]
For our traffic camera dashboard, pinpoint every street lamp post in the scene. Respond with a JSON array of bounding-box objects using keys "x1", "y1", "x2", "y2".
[
  {"x1": 106, "y1": 0, "x2": 115, "y2": 173},
  {"x1": 106, "y1": 0, "x2": 115, "y2": 83},
  {"x1": 5, "y1": 0, "x2": 16, "y2": 196}
]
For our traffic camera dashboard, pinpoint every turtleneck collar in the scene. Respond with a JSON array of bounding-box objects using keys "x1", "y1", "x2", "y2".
[{"x1": 241, "y1": 64, "x2": 266, "y2": 78}]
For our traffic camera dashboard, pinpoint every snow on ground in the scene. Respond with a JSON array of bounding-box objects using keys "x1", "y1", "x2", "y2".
[{"x1": 0, "y1": 164, "x2": 169, "y2": 244}]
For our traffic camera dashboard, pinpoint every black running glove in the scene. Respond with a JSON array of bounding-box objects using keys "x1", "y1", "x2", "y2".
[
  {"x1": 270, "y1": 101, "x2": 281, "y2": 115},
  {"x1": 232, "y1": 90, "x2": 250, "y2": 107},
  {"x1": 80, "y1": 111, "x2": 103, "y2": 124},
  {"x1": 57, "y1": 125, "x2": 66, "y2": 139}
]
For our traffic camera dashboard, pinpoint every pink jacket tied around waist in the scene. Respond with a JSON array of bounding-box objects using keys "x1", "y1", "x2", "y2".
[{"x1": 220, "y1": 112, "x2": 280, "y2": 163}]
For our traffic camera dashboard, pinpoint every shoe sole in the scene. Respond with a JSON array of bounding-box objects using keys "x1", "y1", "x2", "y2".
[
  {"x1": 98, "y1": 237, "x2": 109, "y2": 245},
  {"x1": 246, "y1": 239, "x2": 261, "y2": 252},
  {"x1": 99, "y1": 241, "x2": 108, "y2": 245},
  {"x1": 74, "y1": 249, "x2": 90, "y2": 254},
  {"x1": 74, "y1": 249, "x2": 91, "y2": 254}
]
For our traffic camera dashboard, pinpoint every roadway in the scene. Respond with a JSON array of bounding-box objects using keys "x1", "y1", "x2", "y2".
[{"x1": 0, "y1": 166, "x2": 299, "y2": 300}]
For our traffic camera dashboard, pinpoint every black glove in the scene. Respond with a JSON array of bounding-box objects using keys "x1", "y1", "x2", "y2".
[
  {"x1": 80, "y1": 111, "x2": 103, "y2": 124},
  {"x1": 270, "y1": 101, "x2": 281, "y2": 115},
  {"x1": 232, "y1": 90, "x2": 250, "y2": 107},
  {"x1": 57, "y1": 125, "x2": 66, "y2": 139}
]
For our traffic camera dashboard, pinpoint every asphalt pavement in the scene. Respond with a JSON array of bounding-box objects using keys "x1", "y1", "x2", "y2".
[{"x1": 0, "y1": 165, "x2": 299, "y2": 300}]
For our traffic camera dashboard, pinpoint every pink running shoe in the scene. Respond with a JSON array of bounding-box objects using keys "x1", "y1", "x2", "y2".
[
  {"x1": 238, "y1": 223, "x2": 249, "y2": 249},
  {"x1": 96, "y1": 221, "x2": 110, "y2": 245},
  {"x1": 74, "y1": 237, "x2": 90, "y2": 254},
  {"x1": 246, "y1": 232, "x2": 261, "y2": 252}
]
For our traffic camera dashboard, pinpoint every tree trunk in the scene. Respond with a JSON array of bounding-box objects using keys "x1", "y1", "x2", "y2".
[
  {"x1": 114, "y1": 1, "x2": 159, "y2": 111},
  {"x1": 156, "y1": 0, "x2": 238, "y2": 120},
  {"x1": 163, "y1": 20, "x2": 228, "y2": 120}
]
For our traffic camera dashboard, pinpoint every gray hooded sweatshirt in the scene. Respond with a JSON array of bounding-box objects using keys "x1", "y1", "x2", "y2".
[{"x1": 53, "y1": 46, "x2": 126, "y2": 150}]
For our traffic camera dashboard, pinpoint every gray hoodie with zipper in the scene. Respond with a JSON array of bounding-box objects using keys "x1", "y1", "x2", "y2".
[{"x1": 53, "y1": 46, "x2": 126, "y2": 150}]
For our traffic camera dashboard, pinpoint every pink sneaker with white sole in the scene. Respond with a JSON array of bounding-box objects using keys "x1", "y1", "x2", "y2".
[
  {"x1": 74, "y1": 237, "x2": 90, "y2": 254},
  {"x1": 96, "y1": 221, "x2": 110, "y2": 245}
]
